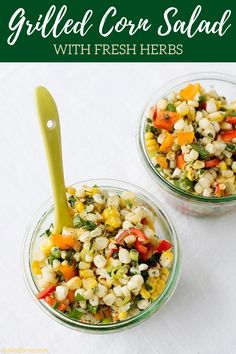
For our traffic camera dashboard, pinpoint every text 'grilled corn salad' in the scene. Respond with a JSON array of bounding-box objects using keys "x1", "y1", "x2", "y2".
[
  {"x1": 32, "y1": 186, "x2": 173, "y2": 323},
  {"x1": 144, "y1": 83, "x2": 236, "y2": 197}
]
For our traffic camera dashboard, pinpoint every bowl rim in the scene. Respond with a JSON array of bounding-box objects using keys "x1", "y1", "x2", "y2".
[
  {"x1": 137, "y1": 71, "x2": 236, "y2": 204},
  {"x1": 22, "y1": 178, "x2": 181, "y2": 333}
]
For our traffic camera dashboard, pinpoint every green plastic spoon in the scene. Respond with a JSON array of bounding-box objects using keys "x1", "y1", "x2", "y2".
[{"x1": 35, "y1": 86, "x2": 72, "y2": 233}]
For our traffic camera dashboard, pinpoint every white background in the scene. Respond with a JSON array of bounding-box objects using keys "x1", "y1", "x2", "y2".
[{"x1": 1, "y1": 63, "x2": 236, "y2": 354}]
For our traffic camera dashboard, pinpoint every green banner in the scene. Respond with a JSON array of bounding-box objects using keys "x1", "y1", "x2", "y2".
[{"x1": 0, "y1": 0, "x2": 235, "y2": 62}]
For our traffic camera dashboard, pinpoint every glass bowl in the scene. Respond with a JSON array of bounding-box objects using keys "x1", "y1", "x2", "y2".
[
  {"x1": 138, "y1": 72, "x2": 236, "y2": 216},
  {"x1": 22, "y1": 179, "x2": 181, "y2": 333}
]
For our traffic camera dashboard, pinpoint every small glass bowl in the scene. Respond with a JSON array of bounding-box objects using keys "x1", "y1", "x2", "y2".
[
  {"x1": 22, "y1": 179, "x2": 181, "y2": 333},
  {"x1": 138, "y1": 72, "x2": 236, "y2": 216}
]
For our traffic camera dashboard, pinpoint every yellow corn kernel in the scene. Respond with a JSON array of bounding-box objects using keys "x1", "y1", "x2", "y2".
[
  {"x1": 140, "y1": 287, "x2": 151, "y2": 299},
  {"x1": 66, "y1": 186, "x2": 76, "y2": 195},
  {"x1": 118, "y1": 312, "x2": 127, "y2": 321},
  {"x1": 161, "y1": 274, "x2": 168, "y2": 282},
  {"x1": 147, "y1": 145, "x2": 159, "y2": 153},
  {"x1": 40, "y1": 238, "x2": 53, "y2": 256},
  {"x1": 102, "y1": 206, "x2": 120, "y2": 220},
  {"x1": 161, "y1": 267, "x2": 170, "y2": 277},
  {"x1": 146, "y1": 139, "x2": 157, "y2": 147},
  {"x1": 31, "y1": 260, "x2": 41, "y2": 275},
  {"x1": 66, "y1": 276, "x2": 82, "y2": 290},
  {"x1": 217, "y1": 161, "x2": 227, "y2": 170},
  {"x1": 106, "y1": 216, "x2": 122, "y2": 229},
  {"x1": 75, "y1": 201, "x2": 85, "y2": 213},
  {"x1": 145, "y1": 132, "x2": 154, "y2": 139},
  {"x1": 147, "y1": 277, "x2": 157, "y2": 292},
  {"x1": 155, "y1": 283, "x2": 164, "y2": 293},
  {"x1": 158, "y1": 279, "x2": 166, "y2": 288},
  {"x1": 151, "y1": 291, "x2": 160, "y2": 300},
  {"x1": 85, "y1": 187, "x2": 100, "y2": 196},
  {"x1": 82, "y1": 277, "x2": 98, "y2": 289},
  {"x1": 216, "y1": 100, "x2": 222, "y2": 110},
  {"x1": 187, "y1": 168, "x2": 197, "y2": 181},
  {"x1": 80, "y1": 269, "x2": 94, "y2": 278}
]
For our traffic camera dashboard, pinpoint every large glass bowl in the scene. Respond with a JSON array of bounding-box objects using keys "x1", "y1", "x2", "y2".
[
  {"x1": 138, "y1": 72, "x2": 236, "y2": 216},
  {"x1": 22, "y1": 179, "x2": 181, "y2": 334}
]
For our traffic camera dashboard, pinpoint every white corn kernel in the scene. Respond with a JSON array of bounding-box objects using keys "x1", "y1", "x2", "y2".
[
  {"x1": 222, "y1": 170, "x2": 234, "y2": 178},
  {"x1": 55, "y1": 285, "x2": 68, "y2": 302},
  {"x1": 156, "y1": 98, "x2": 168, "y2": 110},
  {"x1": 174, "y1": 118, "x2": 185, "y2": 131},
  {"x1": 199, "y1": 176, "x2": 211, "y2": 188},
  {"x1": 203, "y1": 188, "x2": 213, "y2": 197},
  {"x1": 176, "y1": 101, "x2": 189, "y2": 116},
  {"x1": 103, "y1": 292, "x2": 116, "y2": 306},
  {"x1": 137, "y1": 299, "x2": 150, "y2": 310},
  {"x1": 93, "y1": 237, "x2": 109, "y2": 250},
  {"x1": 93, "y1": 194, "x2": 105, "y2": 205},
  {"x1": 89, "y1": 294, "x2": 99, "y2": 307},
  {"x1": 148, "y1": 267, "x2": 160, "y2": 278},
  {"x1": 199, "y1": 118, "x2": 211, "y2": 129},
  {"x1": 119, "y1": 248, "x2": 131, "y2": 264},
  {"x1": 95, "y1": 284, "x2": 108, "y2": 298},
  {"x1": 206, "y1": 99, "x2": 217, "y2": 113},
  {"x1": 93, "y1": 255, "x2": 107, "y2": 268},
  {"x1": 194, "y1": 183, "x2": 203, "y2": 194},
  {"x1": 83, "y1": 289, "x2": 93, "y2": 300}
]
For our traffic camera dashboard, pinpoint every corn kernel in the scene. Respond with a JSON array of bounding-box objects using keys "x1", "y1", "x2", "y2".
[
  {"x1": 145, "y1": 132, "x2": 154, "y2": 139},
  {"x1": 147, "y1": 145, "x2": 159, "y2": 153},
  {"x1": 151, "y1": 291, "x2": 159, "y2": 300},
  {"x1": 146, "y1": 139, "x2": 157, "y2": 147},
  {"x1": 158, "y1": 279, "x2": 166, "y2": 288},
  {"x1": 140, "y1": 287, "x2": 151, "y2": 299},
  {"x1": 31, "y1": 260, "x2": 41, "y2": 275},
  {"x1": 66, "y1": 186, "x2": 76, "y2": 194},
  {"x1": 40, "y1": 238, "x2": 53, "y2": 256},
  {"x1": 66, "y1": 276, "x2": 82, "y2": 290},
  {"x1": 80, "y1": 269, "x2": 94, "y2": 278},
  {"x1": 102, "y1": 206, "x2": 120, "y2": 220},
  {"x1": 161, "y1": 274, "x2": 168, "y2": 282},
  {"x1": 75, "y1": 201, "x2": 85, "y2": 213},
  {"x1": 161, "y1": 267, "x2": 170, "y2": 277},
  {"x1": 217, "y1": 161, "x2": 227, "y2": 171},
  {"x1": 118, "y1": 312, "x2": 128, "y2": 320},
  {"x1": 82, "y1": 277, "x2": 98, "y2": 289},
  {"x1": 106, "y1": 216, "x2": 122, "y2": 229}
]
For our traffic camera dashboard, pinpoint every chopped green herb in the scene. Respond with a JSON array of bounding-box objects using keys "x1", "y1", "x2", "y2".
[
  {"x1": 145, "y1": 283, "x2": 153, "y2": 292},
  {"x1": 87, "y1": 304, "x2": 98, "y2": 314},
  {"x1": 85, "y1": 196, "x2": 94, "y2": 205},
  {"x1": 166, "y1": 103, "x2": 176, "y2": 112},
  {"x1": 68, "y1": 195, "x2": 77, "y2": 207},
  {"x1": 68, "y1": 307, "x2": 85, "y2": 320},
  {"x1": 174, "y1": 178, "x2": 193, "y2": 192},
  {"x1": 75, "y1": 293, "x2": 86, "y2": 301},
  {"x1": 228, "y1": 111, "x2": 236, "y2": 117},
  {"x1": 102, "y1": 318, "x2": 111, "y2": 324},
  {"x1": 198, "y1": 95, "x2": 206, "y2": 103},
  {"x1": 40, "y1": 223, "x2": 54, "y2": 237},
  {"x1": 51, "y1": 248, "x2": 61, "y2": 259},
  {"x1": 53, "y1": 302, "x2": 59, "y2": 310},
  {"x1": 125, "y1": 200, "x2": 133, "y2": 209},
  {"x1": 226, "y1": 143, "x2": 236, "y2": 152},
  {"x1": 192, "y1": 143, "x2": 210, "y2": 160},
  {"x1": 73, "y1": 215, "x2": 97, "y2": 231}
]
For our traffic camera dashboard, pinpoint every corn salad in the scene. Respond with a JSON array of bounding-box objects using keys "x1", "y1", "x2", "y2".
[
  {"x1": 32, "y1": 185, "x2": 174, "y2": 323},
  {"x1": 145, "y1": 83, "x2": 236, "y2": 197}
]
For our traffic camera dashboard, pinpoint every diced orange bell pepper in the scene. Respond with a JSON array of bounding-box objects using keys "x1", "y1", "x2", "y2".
[
  {"x1": 157, "y1": 155, "x2": 168, "y2": 169},
  {"x1": 176, "y1": 154, "x2": 186, "y2": 169},
  {"x1": 67, "y1": 290, "x2": 75, "y2": 303},
  {"x1": 154, "y1": 110, "x2": 181, "y2": 131},
  {"x1": 220, "y1": 130, "x2": 236, "y2": 142},
  {"x1": 59, "y1": 261, "x2": 76, "y2": 281},
  {"x1": 205, "y1": 159, "x2": 220, "y2": 168},
  {"x1": 179, "y1": 83, "x2": 201, "y2": 101},
  {"x1": 44, "y1": 296, "x2": 67, "y2": 312},
  {"x1": 177, "y1": 131, "x2": 195, "y2": 146},
  {"x1": 51, "y1": 233, "x2": 76, "y2": 250},
  {"x1": 159, "y1": 132, "x2": 174, "y2": 152}
]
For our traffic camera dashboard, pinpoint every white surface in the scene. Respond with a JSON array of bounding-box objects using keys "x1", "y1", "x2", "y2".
[{"x1": 1, "y1": 63, "x2": 236, "y2": 354}]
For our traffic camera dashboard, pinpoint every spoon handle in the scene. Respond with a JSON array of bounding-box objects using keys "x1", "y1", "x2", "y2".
[{"x1": 35, "y1": 86, "x2": 72, "y2": 233}]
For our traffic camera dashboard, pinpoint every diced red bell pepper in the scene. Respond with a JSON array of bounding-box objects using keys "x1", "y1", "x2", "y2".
[
  {"x1": 36, "y1": 285, "x2": 56, "y2": 299},
  {"x1": 220, "y1": 130, "x2": 236, "y2": 142},
  {"x1": 198, "y1": 101, "x2": 206, "y2": 111},
  {"x1": 215, "y1": 183, "x2": 222, "y2": 197},
  {"x1": 141, "y1": 217, "x2": 148, "y2": 225},
  {"x1": 140, "y1": 244, "x2": 154, "y2": 261},
  {"x1": 109, "y1": 248, "x2": 118, "y2": 257},
  {"x1": 134, "y1": 240, "x2": 148, "y2": 254},
  {"x1": 129, "y1": 228, "x2": 148, "y2": 242},
  {"x1": 154, "y1": 110, "x2": 180, "y2": 131},
  {"x1": 226, "y1": 116, "x2": 236, "y2": 124},
  {"x1": 155, "y1": 240, "x2": 172, "y2": 253},
  {"x1": 205, "y1": 159, "x2": 220, "y2": 168}
]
